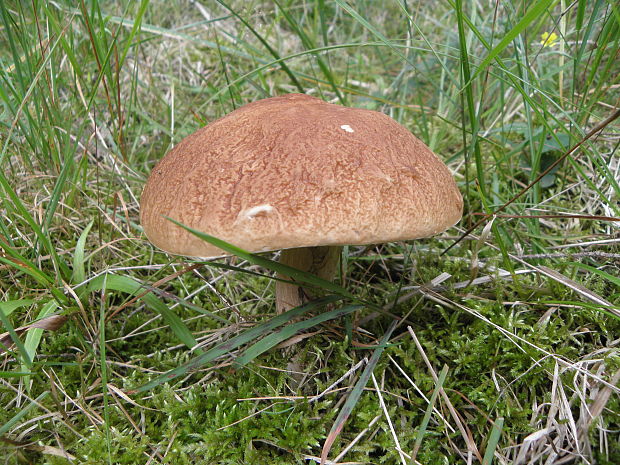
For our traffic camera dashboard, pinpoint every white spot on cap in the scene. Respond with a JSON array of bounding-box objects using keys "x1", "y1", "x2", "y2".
[
  {"x1": 340, "y1": 124, "x2": 354, "y2": 133},
  {"x1": 240, "y1": 204, "x2": 274, "y2": 220}
]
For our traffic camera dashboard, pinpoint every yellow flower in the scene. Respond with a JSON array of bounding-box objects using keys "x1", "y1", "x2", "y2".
[{"x1": 540, "y1": 32, "x2": 559, "y2": 48}]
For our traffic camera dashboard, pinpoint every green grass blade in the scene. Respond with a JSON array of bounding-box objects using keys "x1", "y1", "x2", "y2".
[
  {"x1": 22, "y1": 300, "x2": 60, "y2": 383},
  {"x1": 0, "y1": 308, "x2": 32, "y2": 367},
  {"x1": 85, "y1": 274, "x2": 200, "y2": 352},
  {"x1": 0, "y1": 244, "x2": 68, "y2": 305},
  {"x1": 568, "y1": 262, "x2": 620, "y2": 288},
  {"x1": 135, "y1": 295, "x2": 342, "y2": 392},
  {"x1": 72, "y1": 219, "x2": 94, "y2": 285},
  {"x1": 0, "y1": 371, "x2": 35, "y2": 379},
  {"x1": 100, "y1": 273, "x2": 113, "y2": 465},
  {"x1": 233, "y1": 304, "x2": 362, "y2": 367},
  {"x1": 0, "y1": 391, "x2": 49, "y2": 436},
  {"x1": 116, "y1": 0, "x2": 150, "y2": 69},
  {"x1": 482, "y1": 417, "x2": 504, "y2": 465},
  {"x1": 333, "y1": 0, "x2": 415, "y2": 71},
  {"x1": 273, "y1": 0, "x2": 343, "y2": 102},
  {"x1": 166, "y1": 217, "x2": 363, "y2": 305},
  {"x1": 411, "y1": 364, "x2": 449, "y2": 461},
  {"x1": 144, "y1": 283, "x2": 230, "y2": 325},
  {"x1": 471, "y1": 0, "x2": 559, "y2": 81},
  {"x1": 455, "y1": 0, "x2": 484, "y2": 197},
  {"x1": 0, "y1": 300, "x2": 34, "y2": 317},
  {"x1": 0, "y1": 246, "x2": 54, "y2": 286},
  {"x1": 0, "y1": 171, "x2": 71, "y2": 281},
  {"x1": 215, "y1": 0, "x2": 305, "y2": 93}
]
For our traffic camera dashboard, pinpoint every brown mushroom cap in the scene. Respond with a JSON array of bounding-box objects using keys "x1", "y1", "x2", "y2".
[{"x1": 140, "y1": 94, "x2": 463, "y2": 257}]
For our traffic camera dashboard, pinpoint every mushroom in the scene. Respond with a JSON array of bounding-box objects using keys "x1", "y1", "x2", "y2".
[{"x1": 140, "y1": 94, "x2": 462, "y2": 313}]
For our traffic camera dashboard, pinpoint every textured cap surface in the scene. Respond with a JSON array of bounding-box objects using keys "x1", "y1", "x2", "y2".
[{"x1": 140, "y1": 94, "x2": 463, "y2": 257}]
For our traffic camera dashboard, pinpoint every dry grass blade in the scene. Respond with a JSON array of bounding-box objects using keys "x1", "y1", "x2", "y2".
[
  {"x1": 408, "y1": 327, "x2": 482, "y2": 461},
  {"x1": 320, "y1": 320, "x2": 398, "y2": 465},
  {"x1": 274, "y1": 330, "x2": 321, "y2": 349},
  {"x1": 308, "y1": 359, "x2": 367, "y2": 404},
  {"x1": 0, "y1": 315, "x2": 68, "y2": 354},
  {"x1": 537, "y1": 265, "x2": 616, "y2": 312},
  {"x1": 471, "y1": 213, "x2": 620, "y2": 222},
  {"x1": 0, "y1": 437, "x2": 76, "y2": 461},
  {"x1": 512, "y1": 362, "x2": 619, "y2": 464},
  {"x1": 332, "y1": 414, "x2": 382, "y2": 464},
  {"x1": 370, "y1": 372, "x2": 407, "y2": 465},
  {"x1": 400, "y1": 269, "x2": 535, "y2": 294},
  {"x1": 468, "y1": 215, "x2": 496, "y2": 284},
  {"x1": 585, "y1": 368, "x2": 620, "y2": 423}
]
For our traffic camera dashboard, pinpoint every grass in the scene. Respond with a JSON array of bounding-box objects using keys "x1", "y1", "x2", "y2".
[{"x1": 1, "y1": 0, "x2": 619, "y2": 463}]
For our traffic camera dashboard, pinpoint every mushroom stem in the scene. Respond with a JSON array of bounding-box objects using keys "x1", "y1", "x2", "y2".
[{"x1": 276, "y1": 246, "x2": 342, "y2": 313}]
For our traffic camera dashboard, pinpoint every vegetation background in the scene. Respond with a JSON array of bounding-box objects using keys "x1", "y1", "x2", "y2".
[{"x1": 0, "y1": 0, "x2": 618, "y2": 464}]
